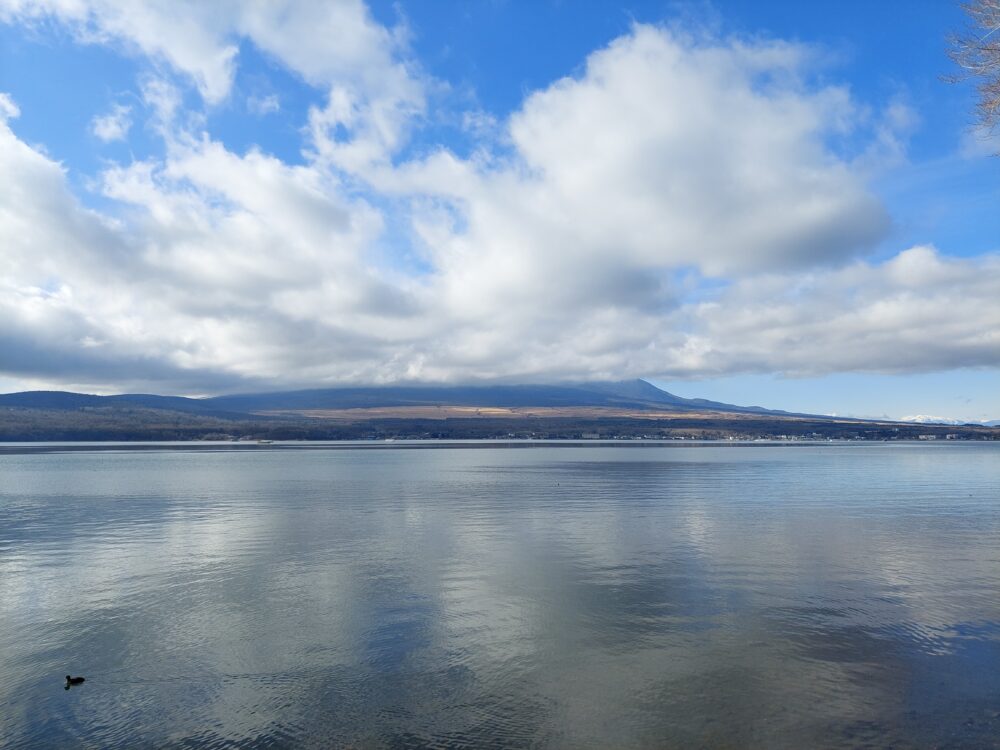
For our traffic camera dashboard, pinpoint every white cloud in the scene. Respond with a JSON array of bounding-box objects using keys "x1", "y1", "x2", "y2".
[
  {"x1": 0, "y1": 91, "x2": 19, "y2": 120},
  {"x1": 360, "y1": 24, "x2": 895, "y2": 377},
  {"x1": 0, "y1": 14, "x2": 998, "y2": 393},
  {"x1": 855, "y1": 96, "x2": 919, "y2": 171},
  {"x1": 247, "y1": 94, "x2": 279, "y2": 116},
  {"x1": 237, "y1": 2, "x2": 425, "y2": 168},
  {"x1": 0, "y1": 0, "x2": 239, "y2": 102},
  {"x1": 91, "y1": 102, "x2": 132, "y2": 142},
  {"x1": 959, "y1": 125, "x2": 1000, "y2": 158},
  {"x1": 680, "y1": 246, "x2": 1000, "y2": 377},
  {"x1": 141, "y1": 76, "x2": 183, "y2": 125},
  {"x1": 387, "y1": 27, "x2": 888, "y2": 293},
  {"x1": 0, "y1": 0, "x2": 426, "y2": 166}
]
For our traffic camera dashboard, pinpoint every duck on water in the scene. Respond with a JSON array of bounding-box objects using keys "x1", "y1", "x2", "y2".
[{"x1": 65, "y1": 675, "x2": 85, "y2": 689}]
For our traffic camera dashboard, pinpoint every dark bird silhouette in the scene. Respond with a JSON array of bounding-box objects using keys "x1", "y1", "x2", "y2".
[{"x1": 64, "y1": 675, "x2": 85, "y2": 689}]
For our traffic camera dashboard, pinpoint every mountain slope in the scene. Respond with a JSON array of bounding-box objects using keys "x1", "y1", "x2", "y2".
[
  {"x1": 0, "y1": 390, "x2": 243, "y2": 417},
  {"x1": 0, "y1": 380, "x2": 818, "y2": 418},
  {"x1": 3, "y1": 381, "x2": 998, "y2": 442},
  {"x1": 581, "y1": 380, "x2": 799, "y2": 416},
  {"x1": 202, "y1": 379, "x2": 802, "y2": 416}
]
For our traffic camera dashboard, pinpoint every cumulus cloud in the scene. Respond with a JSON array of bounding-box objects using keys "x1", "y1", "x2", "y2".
[
  {"x1": 676, "y1": 246, "x2": 1000, "y2": 377},
  {"x1": 91, "y1": 102, "x2": 132, "y2": 141},
  {"x1": 0, "y1": 11, "x2": 997, "y2": 393},
  {"x1": 0, "y1": 0, "x2": 239, "y2": 102},
  {"x1": 0, "y1": 0, "x2": 425, "y2": 167},
  {"x1": 0, "y1": 96, "x2": 437, "y2": 390},
  {"x1": 0, "y1": 111, "x2": 210, "y2": 388},
  {"x1": 504, "y1": 28, "x2": 888, "y2": 276},
  {"x1": 379, "y1": 24, "x2": 892, "y2": 350},
  {"x1": 234, "y1": 2, "x2": 425, "y2": 169}
]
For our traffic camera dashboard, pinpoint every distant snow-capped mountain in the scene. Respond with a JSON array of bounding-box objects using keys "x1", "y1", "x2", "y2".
[
  {"x1": 900, "y1": 415, "x2": 965, "y2": 425},
  {"x1": 901, "y1": 415, "x2": 999, "y2": 426}
]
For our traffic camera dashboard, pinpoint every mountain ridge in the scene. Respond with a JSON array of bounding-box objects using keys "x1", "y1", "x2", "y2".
[
  {"x1": 3, "y1": 380, "x2": 998, "y2": 442},
  {"x1": 0, "y1": 380, "x2": 814, "y2": 419}
]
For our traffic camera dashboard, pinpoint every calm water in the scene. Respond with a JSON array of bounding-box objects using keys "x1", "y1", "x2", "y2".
[{"x1": 2, "y1": 442, "x2": 1000, "y2": 749}]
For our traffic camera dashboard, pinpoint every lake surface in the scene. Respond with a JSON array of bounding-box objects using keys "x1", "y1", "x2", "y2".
[{"x1": 2, "y1": 442, "x2": 1000, "y2": 748}]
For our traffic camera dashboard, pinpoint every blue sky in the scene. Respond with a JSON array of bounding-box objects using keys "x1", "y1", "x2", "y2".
[{"x1": 0, "y1": 0, "x2": 998, "y2": 421}]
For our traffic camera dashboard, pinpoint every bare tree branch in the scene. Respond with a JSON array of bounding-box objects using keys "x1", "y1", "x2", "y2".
[{"x1": 950, "y1": 0, "x2": 1000, "y2": 130}]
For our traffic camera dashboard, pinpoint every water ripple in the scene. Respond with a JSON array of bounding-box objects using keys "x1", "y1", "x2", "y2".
[{"x1": 2, "y1": 443, "x2": 1000, "y2": 748}]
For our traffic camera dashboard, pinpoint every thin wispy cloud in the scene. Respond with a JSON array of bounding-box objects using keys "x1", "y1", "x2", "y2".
[
  {"x1": 91, "y1": 103, "x2": 132, "y2": 142},
  {"x1": 247, "y1": 94, "x2": 279, "y2": 116}
]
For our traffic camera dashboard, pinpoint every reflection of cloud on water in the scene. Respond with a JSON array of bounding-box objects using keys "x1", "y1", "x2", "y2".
[{"x1": 2, "y1": 445, "x2": 1000, "y2": 746}]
